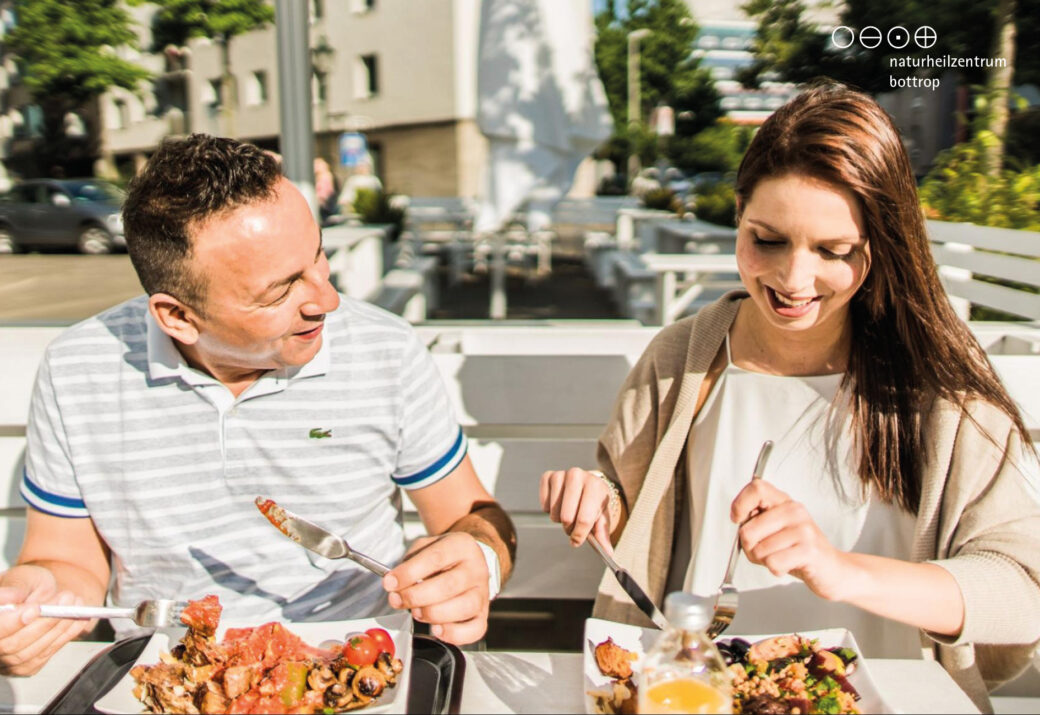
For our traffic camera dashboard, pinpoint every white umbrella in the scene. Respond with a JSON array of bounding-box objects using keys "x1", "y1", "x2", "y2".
[{"x1": 476, "y1": 0, "x2": 612, "y2": 234}]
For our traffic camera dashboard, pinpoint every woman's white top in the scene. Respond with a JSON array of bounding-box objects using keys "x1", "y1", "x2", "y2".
[{"x1": 670, "y1": 336, "x2": 922, "y2": 658}]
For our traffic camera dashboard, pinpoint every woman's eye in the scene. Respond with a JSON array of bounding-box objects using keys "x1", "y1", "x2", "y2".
[
  {"x1": 821, "y1": 247, "x2": 854, "y2": 260},
  {"x1": 752, "y1": 234, "x2": 783, "y2": 247}
]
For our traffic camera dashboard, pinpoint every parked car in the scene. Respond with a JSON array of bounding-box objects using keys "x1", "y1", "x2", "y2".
[{"x1": 0, "y1": 179, "x2": 125, "y2": 254}]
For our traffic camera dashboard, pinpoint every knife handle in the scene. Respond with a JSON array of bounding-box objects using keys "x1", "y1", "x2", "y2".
[
  {"x1": 587, "y1": 534, "x2": 621, "y2": 572},
  {"x1": 349, "y1": 551, "x2": 391, "y2": 577}
]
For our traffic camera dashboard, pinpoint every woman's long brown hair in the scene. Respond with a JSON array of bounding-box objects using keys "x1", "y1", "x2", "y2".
[{"x1": 734, "y1": 81, "x2": 1033, "y2": 513}]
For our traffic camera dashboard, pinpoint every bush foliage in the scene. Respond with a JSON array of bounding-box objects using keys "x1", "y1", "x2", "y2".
[
  {"x1": 354, "y1": 189, "x2": 406, "y2": 238},
  {"x1": 919, "y1": 129, "x2": 1040, "y2": 231},
  {"x1": 694, "y1": 181, "x2": 737, "y2": 227}
]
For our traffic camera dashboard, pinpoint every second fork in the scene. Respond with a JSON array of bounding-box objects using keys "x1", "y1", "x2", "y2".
[{"x1": 705, "y1": 440, "x2": 773, "y2": 640}]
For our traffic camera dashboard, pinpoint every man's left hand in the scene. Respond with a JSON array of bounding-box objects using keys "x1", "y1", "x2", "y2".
[{"x1": 382, "y1": 532, "x2": 490, "y2": 645}]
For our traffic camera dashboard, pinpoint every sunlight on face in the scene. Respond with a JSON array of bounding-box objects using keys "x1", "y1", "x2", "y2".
[
  {"x1": 736, "y1": 173, "x2": 870, "y2": 337},
  {"x1": 187, "y1": 177, "x2": 341, "y2": 373}
]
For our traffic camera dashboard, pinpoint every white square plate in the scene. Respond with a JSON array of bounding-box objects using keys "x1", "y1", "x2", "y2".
[
  {"x1": 95, "y1": 611, "x2": 413, "y2": 714},
  {"x1": 582, "y1": 618, "x2": 893, "y2": 714}
]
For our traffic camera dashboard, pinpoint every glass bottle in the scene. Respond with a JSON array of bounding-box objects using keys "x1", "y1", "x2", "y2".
[{"x1": 638, "y1": 592, "x2": 733, "y2": 714}]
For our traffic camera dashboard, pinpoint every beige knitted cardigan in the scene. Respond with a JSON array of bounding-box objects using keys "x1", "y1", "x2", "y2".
[{"x1": 591, "y1": 293, "x2": 1040, "y2": 713}]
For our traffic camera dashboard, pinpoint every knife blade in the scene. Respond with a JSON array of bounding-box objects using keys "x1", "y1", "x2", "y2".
[
  {"x1": 255, "y1": 497, "x2": 391, "y2": 576},
  {"x1": 587, "y1": 534, "x2": 669, "y2": 630}
]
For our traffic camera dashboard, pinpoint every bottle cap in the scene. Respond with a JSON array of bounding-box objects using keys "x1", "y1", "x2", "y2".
[{"x1": 663, "y1": 591, "x2": 713, "y2": 631}]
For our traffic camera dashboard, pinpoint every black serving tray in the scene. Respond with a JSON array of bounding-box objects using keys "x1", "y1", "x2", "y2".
[{"x1": 42, "y1": 633, "x2": 464, "y2": 715}]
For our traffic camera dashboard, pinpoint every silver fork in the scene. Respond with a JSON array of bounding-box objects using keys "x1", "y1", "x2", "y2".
[
  {"x1": 705, "y1": 440, "x2": 773, "y2": 640},
  {"x1": 0, "y1": 599, "x2": 186, "y2": 628}
]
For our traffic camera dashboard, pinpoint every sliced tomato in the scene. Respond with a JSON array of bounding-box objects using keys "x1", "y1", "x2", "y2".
[
  {"x1": 342, "y1": 633, "x2": 379, "y2": 667},
  {"x1": 365, "y1": 627, "x2": 395, "y2": 657}
]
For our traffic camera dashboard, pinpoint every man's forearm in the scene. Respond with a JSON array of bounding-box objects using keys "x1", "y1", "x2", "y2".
[{"x1": 445, "y1": 502, "x2": 517, "y2": 586}]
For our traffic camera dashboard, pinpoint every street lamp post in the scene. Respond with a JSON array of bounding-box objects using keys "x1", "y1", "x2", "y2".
[{"x1": 626, "y1": 28, "x2": 652, "y2": 182}]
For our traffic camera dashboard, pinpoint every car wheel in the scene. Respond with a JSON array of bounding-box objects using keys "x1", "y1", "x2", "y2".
[
  {"x1": 0, "y1": 227, "x2": 18, "y2": 254},
  {"x1": 78, "y1": 226, "x2": 113, "y2": 255}
]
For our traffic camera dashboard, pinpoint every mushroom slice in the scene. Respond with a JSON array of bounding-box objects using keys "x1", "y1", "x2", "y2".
[{"x1": 352, "y1": 666, "x2": 388, "y2": 699}]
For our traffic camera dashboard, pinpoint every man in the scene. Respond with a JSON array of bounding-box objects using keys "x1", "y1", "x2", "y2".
[{"x1": 0, "y1": 135, "x2": 515, "y2": 675}]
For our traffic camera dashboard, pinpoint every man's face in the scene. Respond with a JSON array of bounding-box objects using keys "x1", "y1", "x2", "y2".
[{"x1": 186, "y1": 177, "x2": 341, "y2": 374}]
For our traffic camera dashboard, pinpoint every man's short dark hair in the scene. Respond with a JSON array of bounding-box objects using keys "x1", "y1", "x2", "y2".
[{"x1": 122, "y1": 134, "x2": 281, "y2": 310}]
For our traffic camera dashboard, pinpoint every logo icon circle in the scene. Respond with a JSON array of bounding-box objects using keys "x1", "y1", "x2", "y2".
[
  {"x1": 914, "y1": 26, "x2": 938, "y2": 48},
  {"x1": 830, "y1": 26, "x2": 855, "y2": 49},
  {"x1": 859, "y1": 26, "x2": 882, "y2": 49},
  {"x1": 887, "y1": 26, "x2": 909, "y2": 49}
]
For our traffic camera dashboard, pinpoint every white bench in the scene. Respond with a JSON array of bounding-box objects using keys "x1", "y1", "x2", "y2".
[
  {"x1": 610, "y1": 252, "x2": 657, "y2": 323},
  {"x1": 929, "y1": 221, "x2": 1040, "y2": 321},
  {"x1": 366, "y1": 255, "x2": 439, "y2": 323}
]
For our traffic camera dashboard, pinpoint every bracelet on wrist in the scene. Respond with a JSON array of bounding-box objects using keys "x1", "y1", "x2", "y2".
[{"x1": 589, "y1": 470, "x2": 622, "y2": 530}]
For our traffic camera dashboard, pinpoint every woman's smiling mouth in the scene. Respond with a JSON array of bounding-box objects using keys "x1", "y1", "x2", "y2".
[{"x1": 766, "y1": 286, "x2": 821, "y2": 317}]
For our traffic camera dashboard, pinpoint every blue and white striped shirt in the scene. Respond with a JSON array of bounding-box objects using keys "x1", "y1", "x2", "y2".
[{"x1": 22, "y1": 295, "x2": 466, "y2": 637}]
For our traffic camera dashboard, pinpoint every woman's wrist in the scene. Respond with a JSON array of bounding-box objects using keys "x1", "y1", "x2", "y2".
[{"x1": 588, "y1": 470, "x2": 623, "y2": 532}]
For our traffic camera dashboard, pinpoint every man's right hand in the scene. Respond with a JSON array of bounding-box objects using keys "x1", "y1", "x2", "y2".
[{"x1": 0, "y1": 565, "x2": 93, "y2": 676}]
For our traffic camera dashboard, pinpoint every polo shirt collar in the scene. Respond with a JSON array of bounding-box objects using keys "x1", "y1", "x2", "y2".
[{"x1": 145, "y1": 311, "x2": 331, "y2": 386}]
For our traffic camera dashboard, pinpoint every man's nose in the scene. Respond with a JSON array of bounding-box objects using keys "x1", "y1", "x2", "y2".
[{"x1": 302, "y1": 270, "x2": 340, "y2": 316}]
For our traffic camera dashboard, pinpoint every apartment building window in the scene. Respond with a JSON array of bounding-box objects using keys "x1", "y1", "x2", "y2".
[
  {"x1": 245, "y1": 70, "x2": 268, "y2": 106},
  {"x1": 312, "y1": 71, "x2": 328, "y2": 105},
  {"x1": 203, "y1": 78, "x2": 223, "y2": 109},
  {"x1": 112, "y1": 99, "x2": 129, "y2": 130},
  {"x1": 355, "y1": 54, "x2": 379, "y2": 99},
  {"x1": 311, "y1": 0, "x2": 324, "y2": 19},
  {"x1": 351, "y1": 0, "x2": 376, "y2": 14}
]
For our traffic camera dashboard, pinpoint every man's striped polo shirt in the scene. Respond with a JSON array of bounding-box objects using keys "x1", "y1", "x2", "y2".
[{"x1": 22, "y1": 294, "x2": 467, "y2": 638}]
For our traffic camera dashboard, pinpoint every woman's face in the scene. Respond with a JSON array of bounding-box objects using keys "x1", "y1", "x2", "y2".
[{"x1": 736, "y1": 173, "x2": 870, "y2": 336}]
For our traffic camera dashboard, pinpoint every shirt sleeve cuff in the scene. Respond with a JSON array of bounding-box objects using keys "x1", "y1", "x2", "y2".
[
  {"x1": 476, "y1": 540, "x2": 502, "y2": 600},
  {"x1": 392, "y1": 428, "x2": 468, "y2": 490}
]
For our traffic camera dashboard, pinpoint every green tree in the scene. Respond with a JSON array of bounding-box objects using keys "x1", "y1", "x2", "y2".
[
  {"x1": 5, "y1": 0, "x2": 152, "y2": 176},
  {"x1": 740, "y1": 0, "x2": 1040, "y2": 170},
  {"x1": 132, "y1": 0, "x2": 274, "y2": 136},
  {"x1": 594, "y1": 0, "x2": 721, "y2": 176}
]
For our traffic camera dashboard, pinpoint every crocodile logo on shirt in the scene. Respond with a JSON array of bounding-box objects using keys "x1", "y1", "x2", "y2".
[{"x1": 309, "y1": 428, "x2": 332, "y2": 439}]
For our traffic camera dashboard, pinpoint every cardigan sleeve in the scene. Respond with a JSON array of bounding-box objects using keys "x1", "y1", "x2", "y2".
[{"x1": 926, "y1": 409, "x2": 1040, "y2": 648}]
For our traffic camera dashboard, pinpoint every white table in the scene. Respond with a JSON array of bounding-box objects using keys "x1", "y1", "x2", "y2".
[
  {"x1": 639, "y1": 252, "x2": 740, "y2": 325},
  {"x1": 0, "y1": 643, "x2": 980, "y2": 714}
]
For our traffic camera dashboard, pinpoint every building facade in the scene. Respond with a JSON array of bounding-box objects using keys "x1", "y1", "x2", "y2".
[{"x1": 101, "y1": 0, "x2": 490, "y2": 197}]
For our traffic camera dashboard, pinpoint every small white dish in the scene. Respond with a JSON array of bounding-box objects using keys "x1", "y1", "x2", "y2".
[
  {"x1": 582, "y1": 618, "x2": 893, "y2": 714},
  {"x1": 95, "y1": 611, "x2": 412, "y2": 714}
]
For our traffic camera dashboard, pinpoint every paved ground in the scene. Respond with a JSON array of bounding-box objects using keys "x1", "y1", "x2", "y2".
[{"x1": 0, "y1": 254, "x2": 142, "y2": 323}]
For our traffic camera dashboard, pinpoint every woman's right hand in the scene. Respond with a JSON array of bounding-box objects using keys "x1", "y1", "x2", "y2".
[
  {"x1": 0, "y1": 565, "x2": 92, "y2": 676},
  {"x1": 539, "y1": 468, "x2": 616, "y2": 551}
]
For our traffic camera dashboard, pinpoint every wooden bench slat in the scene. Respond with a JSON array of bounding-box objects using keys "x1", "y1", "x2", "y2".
[
  {"x1": 928, "y1": 221, "x2": 1040, "y2": 258},
  {"x1": 939, "y1": 276, "x2": 1040, "y2": 320},
  {"x1": 931, "y1": 244, "x2": 1040, "y2": 287}
]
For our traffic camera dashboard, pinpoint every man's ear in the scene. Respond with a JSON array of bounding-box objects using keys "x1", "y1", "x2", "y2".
[{"x1": 148, "y1": 293, "x2": 201, "y2": 346}]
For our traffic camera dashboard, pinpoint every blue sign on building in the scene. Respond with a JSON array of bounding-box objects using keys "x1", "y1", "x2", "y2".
[{"x1": 338, "y1": 132, "x2": 368, "y2": 168}]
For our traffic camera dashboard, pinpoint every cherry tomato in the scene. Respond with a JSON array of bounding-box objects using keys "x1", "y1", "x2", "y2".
[
  {"x1": 342, "y1": 633, "x2": 379, "y2": 667},
  {"x1": 365, "y1": 627, "x2": 395, "y2": 657}
]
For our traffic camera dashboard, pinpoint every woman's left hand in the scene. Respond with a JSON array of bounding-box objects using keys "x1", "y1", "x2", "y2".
[{"x1": 730, "y1": 480, "x2": 852, "y2": 602}]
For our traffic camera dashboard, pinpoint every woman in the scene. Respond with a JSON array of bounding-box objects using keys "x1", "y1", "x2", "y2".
[{"x1": 540, "y1": 83, "x2": 1040, "y2": 711}]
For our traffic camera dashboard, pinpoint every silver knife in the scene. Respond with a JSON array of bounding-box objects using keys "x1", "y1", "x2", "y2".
[
  {"x1": 255, "y1": 497, "x2": 391, "y2": 577},
  {"x1": 587, "y1": 534, "x2": 669, "y2": 630}
]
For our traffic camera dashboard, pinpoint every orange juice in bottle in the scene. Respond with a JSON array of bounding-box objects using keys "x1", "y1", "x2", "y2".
[{"x1": 638, "y1": 593, "x2": 732, "y2": 714}]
